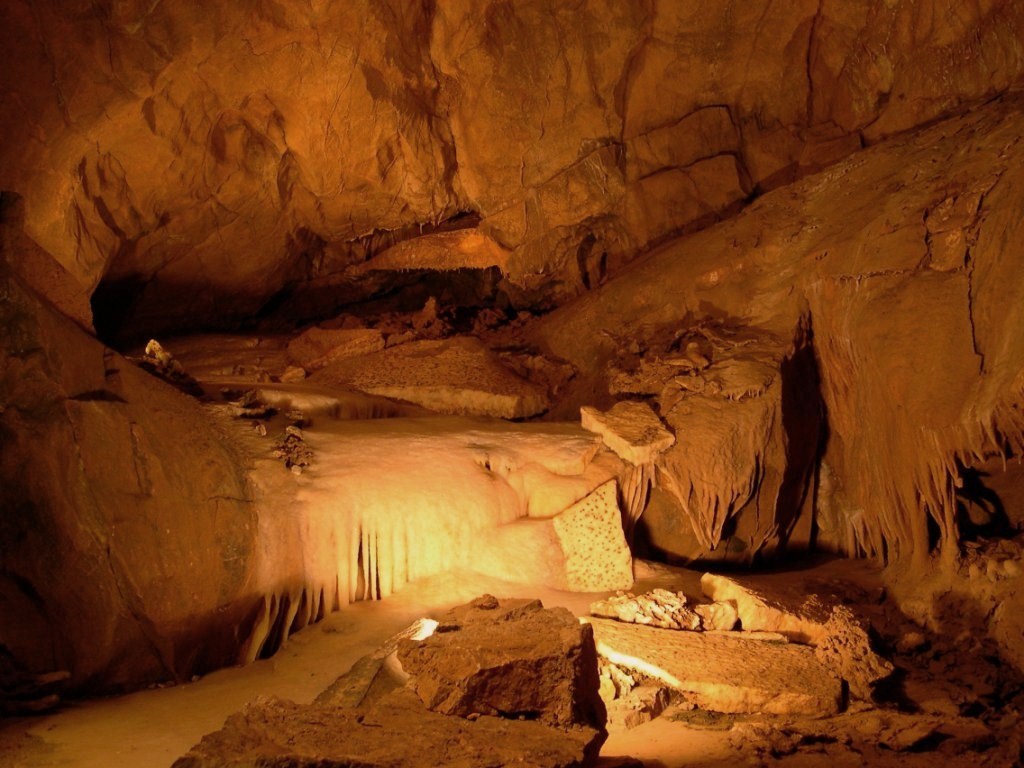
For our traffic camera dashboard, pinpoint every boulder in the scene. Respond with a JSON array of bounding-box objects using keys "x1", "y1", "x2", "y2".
[
  {"x1": 0, "y1": 261, "x2": 257, "y2": 691},
  {"x1": 397, "y1": 595, "x2": 607, "y2": 735},
  {"x1": 173, "y1": 689, "x2": 600, "y2": 768}
]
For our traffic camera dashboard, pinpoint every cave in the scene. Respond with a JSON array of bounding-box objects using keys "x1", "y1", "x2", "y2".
[{"x1": 2, "y1": 2, "x2": 1024, "y2": 766}]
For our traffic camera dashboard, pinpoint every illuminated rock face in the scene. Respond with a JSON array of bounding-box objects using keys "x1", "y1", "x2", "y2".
[{"x1": 1, "y1": 1, "x2": 1022, "y2": 336}]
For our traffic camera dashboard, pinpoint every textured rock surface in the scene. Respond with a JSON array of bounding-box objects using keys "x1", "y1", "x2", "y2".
[
  {"x1": 533, "y1": 93, "x2": 1024, "y2": 567},
  {"x1": 580, "y1": 401, "x2": 675, "y2": 465},
  {"x1": 311, "y1": 336, "x2": 549, "y2": 418},
  {"x1": 286, "y1": 326, "x2": 385, "y2": 371},
  {"x1": 0, "y1": 260, "x2": 256, "y2": 690},
  {"x1": 397, "y1": 596, "x2": 607, "y2": 731},
  {"x1": 585, "y1": 617, "x2": 844, "y2": 716},
  {"x1": 1, "y1": 1, "x2": 1021, "y2": 335},
  {"x1": 702, "y1": 573, "x2": 893, "y2": 699},
  {"x1": 473, "y1": 479, "x2": 634, "y2": 592},
  {"x1": 172, "y1": 689, "x2": 601, "y2": 768},
  {"x1": 552, "y1": 480, "x2": 634, "y2": 591}
]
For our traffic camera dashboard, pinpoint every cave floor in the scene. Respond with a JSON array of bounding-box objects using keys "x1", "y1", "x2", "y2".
[
  {"x1": 2, "y1": 336, "x2": 1021, "y2": 767},
  {"x1": 2, "y1": 558, "x2": 1021, "y2": 767}
]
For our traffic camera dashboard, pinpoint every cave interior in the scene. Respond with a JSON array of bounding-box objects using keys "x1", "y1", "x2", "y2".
[{"x1": 1, "y1": 2, "x2": 1024, "y2": 766}]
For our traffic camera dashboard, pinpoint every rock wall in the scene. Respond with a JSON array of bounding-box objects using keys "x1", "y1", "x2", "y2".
[
  {"x1": 0, "y1": 255, "x2": 258, "y2": 691},
  {"x1": 532, "y1": 93, "x2": 1024, "y2": 567},
  {"x1": 1, "y1": 0, "x2": 1021, "y2": 337}
]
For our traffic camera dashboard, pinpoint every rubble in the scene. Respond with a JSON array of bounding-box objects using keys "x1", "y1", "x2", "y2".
[
  {"x1": 176, "y1": 597, "x2": 607, "y2": 767},
  {"x1": 590, "y1": 589, "x2": 738, "y2": 632},
  {"x1": 132, "y1": 339, "x2": 204, "y2": 397}
]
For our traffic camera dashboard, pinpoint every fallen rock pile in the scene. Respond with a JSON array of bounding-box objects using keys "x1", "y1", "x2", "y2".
[
  {"x1": 174, "y1": 596, "x2": 607, "y2": 767},
  {"x1": 590, "y1": 588, "x2": 737, "y2": 632}
]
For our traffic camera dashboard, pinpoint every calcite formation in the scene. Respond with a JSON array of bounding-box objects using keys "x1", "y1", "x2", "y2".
[
  {"x1": 533, "y1": 93, "x2": 1024, "y2": 572},
  {"x1": 551, "y1": 481, "x2": 635, "y2": 592}
]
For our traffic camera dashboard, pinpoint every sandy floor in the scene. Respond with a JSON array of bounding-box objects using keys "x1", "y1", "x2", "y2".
[{"x1": 0, "y1": 565, "x2": 707, "y2": 767}]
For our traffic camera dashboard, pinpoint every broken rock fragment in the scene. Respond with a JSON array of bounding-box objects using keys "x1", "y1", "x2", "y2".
[
  {"x1": 580, "y1": 400, "x2": 675, "y2": 465},
  {"x1": 173, "y1": 690, "x2": 600, "y2": 768},
  {"x1": 397, "y1": 595, "x2": 607, "y2": 735},
  {"x1": 312, "y1": 336, "x2": 549, "y2": 418},
  {"x1": 590, "y1": 589, "x2": 701, "y2": 630}
]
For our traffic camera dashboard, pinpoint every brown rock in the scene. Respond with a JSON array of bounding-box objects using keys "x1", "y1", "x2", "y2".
[
  {"x1": 586, "y1": 617, "x2": 844, "y2": 716},
  {"x1": 580, "y1": 401, "x2": 675, "y2": 466},
  {"x1": 286, "y1": 327, "x2": 385, "y2": 371},
  {"x1": 397, "y1": 596, "x2": 607, "y2": 733},
  {"x1": 312, "y1": 336, "x2": 549, "y2": 418},
  {"x1": 0, "y1": 262, "x2": 256, "y2": 691},
  {"x1": 173, "y1": 690, "x2": 602, "y2": 768},
  {"x1": 701, "y1": 573, "x2": 893, "y2": 700}
]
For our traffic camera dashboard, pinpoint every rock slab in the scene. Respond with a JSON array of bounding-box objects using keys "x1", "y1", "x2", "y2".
[
  {"x1": 585, "y1": 617, "x2": 844, "y2": 716},
  {"x1": 580, "y1": 401, "x2": 675, "y2": 465},
  {"x1": 701, "y1": 572, "x2": 893, "y2": 700}
]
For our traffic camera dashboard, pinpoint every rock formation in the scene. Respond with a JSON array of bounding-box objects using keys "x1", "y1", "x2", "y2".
[
  {"x1": 1, "y1": 1, "x2": 1021, "y2": 338},
  {"x1": 0, "y1": 0, "x2": 1023, "y2": 724},
  {"x1": 175, "y1": 597, "x2": 607, "y2": 767}
]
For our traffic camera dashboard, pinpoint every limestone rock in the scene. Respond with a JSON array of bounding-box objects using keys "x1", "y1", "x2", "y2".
[
  {"x1": 173, "y1": 690, "x2": 601, "y2": 768},
  {"x1": 396, "y1": 596, "x2": 607, "y2": 733},
  {"x1": 472, "y1": 480, "x2": 632, "y2": 592},
  {"x1": 286, "y1": 327, "x2": 385, "y2": 371},
  {"x1": 590, "y1": 589, "x2": 701, "y2": 631},
  {"x1": 4, "y1": 1, "x2": 1021, "y2": 336},
  {"x1": 0, "y1": 262, "x2": 256, "y2": 691},
  {"x1": 701, "y1": 573, "x2": 893, "y2": 700},
  {"x1": 552, "y1": 481, "x2": 634, "y2": 592},
  {"x1": 585, "y1": 618, "x2": 844, "y2": 716},
  {"x1": 606, "y1": 685, "x2": 672, "y2": 730},
  {"x1": 695, "y1": 601, "x2": 740, "y2": 632},
  {"x1": 580, "y1": 400, "x2": 675, "y2": 465},
  {"x1": 312, "y1": 336, "x2": 549, "y2": 418},
  {"x1": 350, "y1": 229, "x2": 511, "y2": 274}
]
